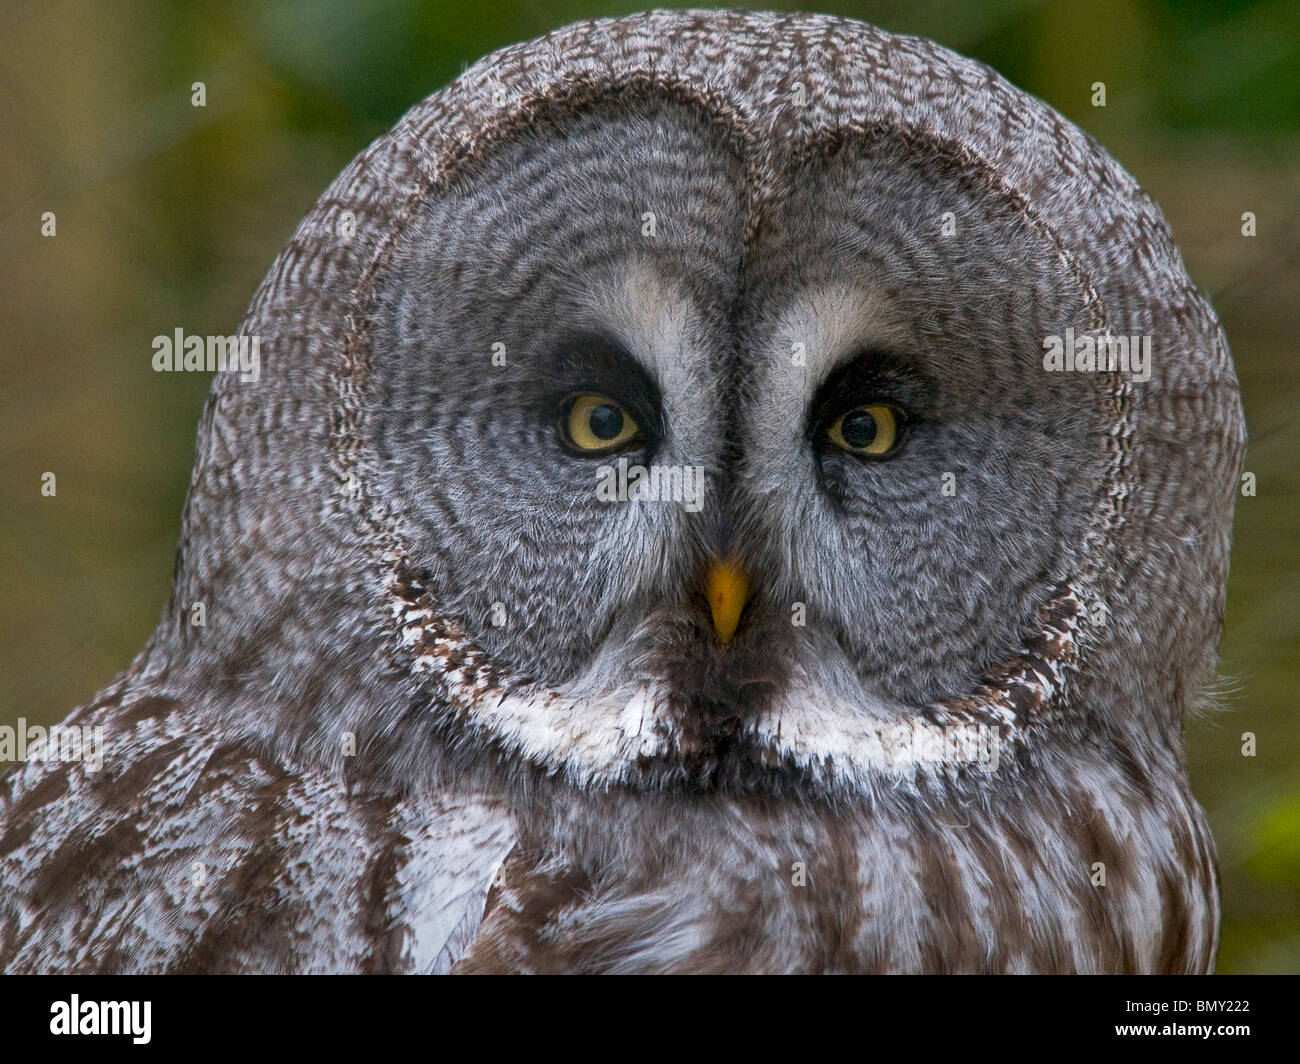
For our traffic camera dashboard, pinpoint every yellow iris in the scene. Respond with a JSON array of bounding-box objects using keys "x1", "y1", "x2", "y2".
[
  {"x1": 561, "y1": 394, "x2": 640, "y2": 452},
  {"x1": 826, "y1": 404, "x2": 901, "y2": 456}
]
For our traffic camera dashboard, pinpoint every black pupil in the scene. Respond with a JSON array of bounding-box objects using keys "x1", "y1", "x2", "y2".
[
  {"x1": 588, "y1": 403, "x2": 624, "y2": 441},
  {"x1": 840, "y1": 409, "x2": 879, "y2": 448}
]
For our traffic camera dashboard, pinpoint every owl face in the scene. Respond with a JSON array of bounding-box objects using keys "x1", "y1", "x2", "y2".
[{"x1": 368, "y1": 94, "x2": 1115, "y2": 791}]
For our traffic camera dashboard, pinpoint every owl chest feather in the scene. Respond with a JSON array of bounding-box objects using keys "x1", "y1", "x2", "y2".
[
  {"x1": 0, "y1": 686, "x2": 1216, "y2": 975},
  {"x1": 454, "y1": 775, "x2": 1218, "y2": 975}
]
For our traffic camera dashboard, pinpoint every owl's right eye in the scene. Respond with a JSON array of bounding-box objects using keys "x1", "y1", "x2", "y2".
[
  {"x1": 825, "y1": 403, "x2": 904, "y2": 457},
  {"x1": 558, "y1": 393, "x2": 642, "y2": 454}
]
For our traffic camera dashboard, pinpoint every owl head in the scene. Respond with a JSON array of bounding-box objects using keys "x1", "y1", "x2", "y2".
[{"x1": 150, "y1": 11, "x2": 1244, "y2": 800}]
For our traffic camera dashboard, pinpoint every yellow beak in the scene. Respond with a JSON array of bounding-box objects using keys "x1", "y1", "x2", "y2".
[{"x1": 705, "y1": 559, "x2": 749, "y2": 645}]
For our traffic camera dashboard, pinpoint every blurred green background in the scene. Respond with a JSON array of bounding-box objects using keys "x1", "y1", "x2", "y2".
[{"x1": 1, "y1": 0, "x2": 1296, "y2": 972}]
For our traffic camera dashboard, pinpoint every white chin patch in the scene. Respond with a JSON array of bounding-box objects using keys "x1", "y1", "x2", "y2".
[
  {"x1": 390, "y1": 574, "x2": 1081, "y2": 790},
  {"x1": 751, "y1": 688, "x2": 1012, "y2": 787}
]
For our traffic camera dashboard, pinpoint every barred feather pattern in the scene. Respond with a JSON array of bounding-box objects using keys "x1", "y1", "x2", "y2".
[
  {"x1": 0, "y1": 687, "x2": 1217, "y2": 974},
  {"x1": 1, "y1": 10, "x2": 1240, "y2": 973},
  {"x1": 0, "y1": 689, "x2": 515, "y2": 974}
]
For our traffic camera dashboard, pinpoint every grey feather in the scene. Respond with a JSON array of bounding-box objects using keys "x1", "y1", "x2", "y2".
[{"x1": 1, "y1": 10, "x2": 1241, "y2": 973}]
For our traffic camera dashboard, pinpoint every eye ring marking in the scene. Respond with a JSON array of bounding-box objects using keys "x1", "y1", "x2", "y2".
[
  {"x1": 558, "y1": 393, "x2": 642, "y2": 454},
  {"x1": 825, "y1": 403, "x2": 905, "y2": 457}
]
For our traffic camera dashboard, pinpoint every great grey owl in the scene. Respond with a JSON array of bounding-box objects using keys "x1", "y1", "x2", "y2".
[{"x1": 0, "y1": 10, "x2": 1244, "y2": 973}]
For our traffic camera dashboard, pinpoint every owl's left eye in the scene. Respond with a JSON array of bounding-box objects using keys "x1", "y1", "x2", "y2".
[
  {"x1": 825, "y1": 403, "x2": 905, "y2": 457},
  {"x1": 558, "y1": 393, "x2": 642, "y2": 453}
]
